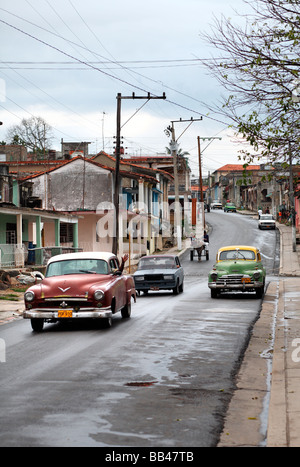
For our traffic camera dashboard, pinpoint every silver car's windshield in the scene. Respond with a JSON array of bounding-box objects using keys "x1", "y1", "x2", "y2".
[
  {"x1": 138, "y1": 257, "x2": 177, "y2": 270},
  {"x1": 219, "y1": 250, "x2": 256, "y2": 261},
  {"x1": 46, "y1": 259, "x2": 109, "y2": 277}
]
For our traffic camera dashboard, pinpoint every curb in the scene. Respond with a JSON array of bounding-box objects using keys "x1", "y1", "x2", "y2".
[
  {"x1": 218, "y1": 280, "x2": 279, "y2": 447},
  {"x1": 266, "y1": 279, "x2": 287, "y2": 447}
]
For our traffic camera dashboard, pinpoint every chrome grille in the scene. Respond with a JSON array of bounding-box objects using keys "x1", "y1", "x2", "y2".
[
  {"x1": 216, "y1": 274, "x2": 254, "y2": 285},
  {"x1": 144, "y1": 274, "x2": 164, "y2": 282},
  {"x1": 39, "y1": 298, "x2": 92, "y2": 309}
]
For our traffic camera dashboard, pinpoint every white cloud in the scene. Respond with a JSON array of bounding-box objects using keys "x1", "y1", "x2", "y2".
[{"x1": 0, "y1": 0, "x2": 256, "y2": 172}]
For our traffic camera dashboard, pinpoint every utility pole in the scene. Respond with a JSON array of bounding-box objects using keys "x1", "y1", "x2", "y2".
[
  {"x1": 197, "y1": 136, "x2": 204, "y2": 231},
  {"x1": 165, "y1": 118, "x2": 203, "y2": 249},
  {"x1": 288, "y1": 142, "x2": 296, "y2": 252},
  {"x1": 290, "y1": 82, "x2": 299, "y2": 252},
  {"x1": 170, "y1": 123, "x2": 181, "y2": 249},
  {"x1": 102, "y1": 111, "x2": 106, "y2": 151},
  {"x1": 112, "y1": 92, "x2": 166, "y2": 255},
  {"x1": 197, "y1": 136, "x2": 222, "y2": 228}
]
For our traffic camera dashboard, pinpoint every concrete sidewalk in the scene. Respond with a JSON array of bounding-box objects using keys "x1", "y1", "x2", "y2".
[
  {"x1": 219, "y1": 222, "x2": 300, "y2": 447},
  {"x1": 267, "y1": 223, "x2": 300, "y2": 447}
]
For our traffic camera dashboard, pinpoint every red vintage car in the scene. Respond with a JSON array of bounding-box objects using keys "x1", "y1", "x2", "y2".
[{"x1": 23, "y1": 252, "x2": 136, "y2": 332}]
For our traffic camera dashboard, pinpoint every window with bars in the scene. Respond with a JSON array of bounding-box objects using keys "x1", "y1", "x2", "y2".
[
  {"x1": 60, "y1": 223, "x2": 74, "y2": 243},
  {"x1": 6, "y1": 223, "x2": 16, "y2": 244}
]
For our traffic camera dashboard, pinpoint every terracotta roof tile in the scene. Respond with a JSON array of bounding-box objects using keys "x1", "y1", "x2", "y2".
[{"x1": 217, "y1": 164, "x2": 261, "y2": 171}]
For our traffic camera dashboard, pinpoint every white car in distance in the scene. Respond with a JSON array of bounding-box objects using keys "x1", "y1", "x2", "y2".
[{"x1": 258, "y1": 214, "x2": 276, "y2": 230}]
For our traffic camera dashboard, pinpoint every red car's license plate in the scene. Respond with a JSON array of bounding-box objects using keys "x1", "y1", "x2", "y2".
[{"x1": 58, "y1": 310, "x2": 73, "y2": 318}]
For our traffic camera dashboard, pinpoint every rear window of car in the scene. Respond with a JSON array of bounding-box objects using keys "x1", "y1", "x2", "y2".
[
  {"x1": 46, "y1": 259, "x2": 109, "y2": 277},
  {"x1": 219, "y1": 250, "x2": 255, "y2": 261}
]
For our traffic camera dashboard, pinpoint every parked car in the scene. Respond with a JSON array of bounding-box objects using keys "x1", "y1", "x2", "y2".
[
  {"x1": 258, "y1": 214, "x2": 276, "y2": 230},
  {"x1": 23, "y1": 252, "x2": 136, "y2": 332},
  {"x1": 133, "y1": 254, "x2": 184, "y2": 295},
  {"x1": 208, "y1": 245, "x2": 266, "y2": 298},
  {"x1": 211, "y1": 200, "x2": 223, "y2": 209},
  {"x1": 224, "y1": 202, "x2": 237, "y2": 212}
]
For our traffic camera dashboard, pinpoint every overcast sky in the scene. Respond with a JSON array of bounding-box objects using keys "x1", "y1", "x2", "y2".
[{"x1": 0, "y1": 0, "x2": 254, "y2": 176}]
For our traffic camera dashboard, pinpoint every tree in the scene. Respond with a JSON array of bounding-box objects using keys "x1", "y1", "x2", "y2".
[
  {"x1": 165, "y1": 146, "x2": 190, "y2": 168},
  {"x1": 201, "y1": 0, "x2": 300, "y2": 166},
  {"x1": 6, "y1": 116, "x2": 53, "y2": 155}
]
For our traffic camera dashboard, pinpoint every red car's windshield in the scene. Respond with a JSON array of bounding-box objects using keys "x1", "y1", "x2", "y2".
[{"x1": 46, "y1": 259, "x2": 109, "y2": 277}]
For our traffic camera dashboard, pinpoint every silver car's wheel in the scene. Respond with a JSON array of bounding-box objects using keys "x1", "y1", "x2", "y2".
[{"x1": 173, "y1": 280, "x2": 180, "y2": 295}]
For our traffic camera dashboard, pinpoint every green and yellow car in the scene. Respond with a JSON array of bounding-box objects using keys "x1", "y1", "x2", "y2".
[
  {"x1": 208, "y1": 245, "x2": 266, "y2": 298},
  {"x1": 224, "y1": 202, "x2": 237, "y2": 212}
]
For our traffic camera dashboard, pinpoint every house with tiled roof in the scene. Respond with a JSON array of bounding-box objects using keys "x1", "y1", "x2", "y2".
[
  {"x1": 119, "y1": 153, "x2": 191, "y2": 205},
  {"x1": 101, "y1": 152, "x2": 192, "y2": 242},
  {"x1": 19, "y1": 154, "x2": 173, "y2": 265},
  {"x1": 208, "y1": 164, "x2": 274, "y2": 211},
  {"x1": 0, "y1": 161, "x2": 78, "y2": 269},
  {"x1": 92, "y1": 152, "x2": 174, "y2": 251}
]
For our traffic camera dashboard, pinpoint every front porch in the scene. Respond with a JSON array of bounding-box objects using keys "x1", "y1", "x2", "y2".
[{"x1": 0, "y1": 205, "x2": 79, "y2": 269}]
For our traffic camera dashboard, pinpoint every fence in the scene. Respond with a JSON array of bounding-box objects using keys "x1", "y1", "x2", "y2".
[
  {"x1": 0, "y1": 244, "x2": 25, "y2": 268},
  {"x1": 0, "y1": 244, "x2": 83, "y2": 269},
  {"x1": 28, "y1": 247, "x2": 83, "y2": 266}
]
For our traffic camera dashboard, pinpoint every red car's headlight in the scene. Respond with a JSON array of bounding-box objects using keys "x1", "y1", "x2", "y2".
[
  {"x1": 94, "y1": 290, "x2": 104, "y2": 301},
  {"x1": 24, "y1": 291, "x2": 35, "y2": 302}
]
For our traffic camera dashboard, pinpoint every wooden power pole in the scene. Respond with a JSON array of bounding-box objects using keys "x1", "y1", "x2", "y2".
[{"x1": 112, "y1": 92, "x2": 166, "y2": 255}]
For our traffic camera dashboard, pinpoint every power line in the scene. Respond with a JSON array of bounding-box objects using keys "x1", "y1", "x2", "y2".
[
  {"x1": 0, "y1": 10, "x2": 229, "y2": 127},
  {"x1": 0, "y1": 59, "x2": 213, "y2": 66}
]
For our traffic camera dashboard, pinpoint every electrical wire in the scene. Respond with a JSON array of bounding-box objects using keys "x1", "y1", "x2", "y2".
[
  {"x1": 0, "y1": 4, "x2": 236, "y2": 165},
  {"x1": 0, "y1": 9, "x2": 228, "y2": 126}
]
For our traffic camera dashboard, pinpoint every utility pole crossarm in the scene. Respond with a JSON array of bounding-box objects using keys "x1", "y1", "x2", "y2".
[
  {"x1": 120, "y1": 92, "x2": 166, "y2": 100},
  {"x1": 170, "y1": 117, "x2": 203, "y2": 142}
]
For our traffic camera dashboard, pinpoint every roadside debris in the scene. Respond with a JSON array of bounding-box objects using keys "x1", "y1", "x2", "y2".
[{"x1": 0, "y1": 269, "x2": 44, "y2": 289}]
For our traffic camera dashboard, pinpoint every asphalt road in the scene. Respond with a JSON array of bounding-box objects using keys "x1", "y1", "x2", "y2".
[{"x1": 0, "y1": 211, "x2": 279, "y2": 447}]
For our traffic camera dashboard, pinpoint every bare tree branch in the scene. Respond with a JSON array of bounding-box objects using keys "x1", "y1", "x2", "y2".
[
  {"x1": 201, "y1": 0, "x2": 300, "y2": 164},
  {"x1": 6, "y1": 116, "x2": 53, "y2": 155}
]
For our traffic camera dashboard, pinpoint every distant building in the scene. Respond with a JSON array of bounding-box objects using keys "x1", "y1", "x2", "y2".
[
  {"x1": 0, "y1": 145, "x2": 27, "y2": 162},
  {"x1": 61, "y1": 140, "x2": 91, "y2": 159}
]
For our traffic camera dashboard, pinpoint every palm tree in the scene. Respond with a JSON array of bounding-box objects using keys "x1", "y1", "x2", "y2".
[{"x1": 165, "y1": 146, "x2": 190, "y2": 168}]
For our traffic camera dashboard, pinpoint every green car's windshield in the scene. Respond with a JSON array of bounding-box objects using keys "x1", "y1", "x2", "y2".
[
  {"x1": 219, "y1": 249, "x2": 256, "y2": 261},
  {"x1": 46, "y1": 259, "x2": 109, "y2": 277}
]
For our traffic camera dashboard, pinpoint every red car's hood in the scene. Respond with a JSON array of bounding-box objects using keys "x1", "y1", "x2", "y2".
[{"x1": 39, "y1": 274, "x2": 113, "y2": 298}]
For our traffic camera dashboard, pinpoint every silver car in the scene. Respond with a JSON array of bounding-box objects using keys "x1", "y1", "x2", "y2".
[
  {"x1": 258, "y1": 214, "x2": 276, "y2": 230},
  {"x1": 133, "y1": 255, "x2": 184, "y2": 295}
]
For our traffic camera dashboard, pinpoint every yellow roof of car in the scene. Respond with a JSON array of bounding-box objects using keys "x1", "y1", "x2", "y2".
[{"x1": 218, "y1": 245, "x2": 259, "y2": 252}]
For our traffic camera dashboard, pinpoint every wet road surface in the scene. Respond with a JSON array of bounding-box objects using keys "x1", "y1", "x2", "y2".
[{"x1": 0, "y1": 211, "x2": 279, "y2": 447}]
